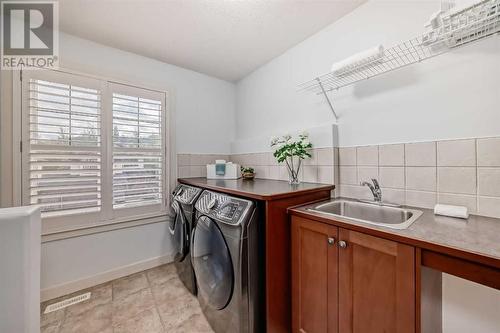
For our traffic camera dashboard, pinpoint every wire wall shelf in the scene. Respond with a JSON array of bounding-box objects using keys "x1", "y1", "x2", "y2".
[{"x1": 299, "y1": 0, "x2": 500, "y2": 118}]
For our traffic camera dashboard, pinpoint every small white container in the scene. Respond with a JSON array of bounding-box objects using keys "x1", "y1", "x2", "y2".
[{"x1": 207, "y1": 162, "x2": 241, "y2": 179}]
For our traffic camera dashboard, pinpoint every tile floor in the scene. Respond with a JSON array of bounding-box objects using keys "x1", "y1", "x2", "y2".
[{"x1": 40, "y1": 264, "x2": 214, "y2": 333}]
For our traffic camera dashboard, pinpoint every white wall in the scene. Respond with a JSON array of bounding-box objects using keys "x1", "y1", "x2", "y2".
[
  {"x1": 234, "y1": 0, "x2": 500, "y2": 151},
  {"x1": 41, "y1": 222, "x2": 172, "y2": 298},
  {"x1": 59, "y1": 33, "x2": 235, "y2": 154},
  {"x1": 233, "y1": 0, "x2": 500, "y2": 331},
  {"x1": 443, "y1": 274, "x2": 500, "y2": 333}
]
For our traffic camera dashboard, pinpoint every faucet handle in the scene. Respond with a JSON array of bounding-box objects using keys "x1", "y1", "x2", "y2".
[{"x1": 371, "y1": 178, "x2": 380, "y2": 190}]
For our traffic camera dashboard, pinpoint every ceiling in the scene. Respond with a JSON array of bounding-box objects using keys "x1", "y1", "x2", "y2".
[{"x1": 59, "y1": 0, "x2": 365, "y2": 82}]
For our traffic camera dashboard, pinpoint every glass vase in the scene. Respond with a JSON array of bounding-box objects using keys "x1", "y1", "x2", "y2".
[{"x1": 285, "y1": 156, "x2": 301, "y2": 185}]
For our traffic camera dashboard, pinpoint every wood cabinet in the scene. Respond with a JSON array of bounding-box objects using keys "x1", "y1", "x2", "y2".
[
  {"x1": 292, "y1": 216, "x2": 338, "y2": 333},
  {"x1": 292, "y1": 216, "x2": 416, "y2": 333},
  {"x1": 338, "y1": 228, "x2": 415, "y2": 333}
]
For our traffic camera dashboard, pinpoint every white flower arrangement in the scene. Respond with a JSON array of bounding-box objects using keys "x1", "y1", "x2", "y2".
[{"x1": 270, "y1": 132, "x2": 313, "y2": 184}]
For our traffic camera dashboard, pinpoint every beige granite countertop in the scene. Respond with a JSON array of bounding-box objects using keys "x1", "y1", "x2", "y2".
[{"x1": 290, "y1": 198, "x2": 500, "y2": 269}]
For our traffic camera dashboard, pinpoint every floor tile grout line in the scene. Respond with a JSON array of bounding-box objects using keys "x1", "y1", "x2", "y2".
[{"x1": 144, "y1": 267, "x2": 167, "y2": 331}]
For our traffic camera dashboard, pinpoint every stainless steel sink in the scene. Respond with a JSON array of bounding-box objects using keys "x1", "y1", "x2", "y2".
[{"x1": 307, "y1": 200, "x2": 423, "y2": 230}]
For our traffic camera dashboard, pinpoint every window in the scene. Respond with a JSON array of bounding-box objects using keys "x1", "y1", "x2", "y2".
[
  {"x1": 110, "y1": 83, "x2": 166, "y2": 218},
  {"x1": 21, "y1": 70, "x2": 168, "y2": 229}
]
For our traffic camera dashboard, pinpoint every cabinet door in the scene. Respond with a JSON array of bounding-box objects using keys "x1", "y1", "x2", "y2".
[
  {"x1": 338, "y1": 228, "x2": 415, "y2": 333},
  {"x1": 292, "y1": 216, "x2": 338, "y2": 333}
]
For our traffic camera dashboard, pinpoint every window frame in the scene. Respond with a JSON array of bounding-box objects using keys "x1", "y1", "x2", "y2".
[
  {"x1": 16, "y1": 68, "x2": 174, "y2": 234},
  {"x1": 107, "y1": 82, "x2": 168, "y2": 221}
]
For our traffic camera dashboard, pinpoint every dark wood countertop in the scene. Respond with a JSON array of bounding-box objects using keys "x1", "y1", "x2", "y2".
[
  {"x1": 178, "y1": 177, "x2": 335, "y2": 201},
  {"x1": 289, "y1": 198, "x2": 500, "y2": 271}
]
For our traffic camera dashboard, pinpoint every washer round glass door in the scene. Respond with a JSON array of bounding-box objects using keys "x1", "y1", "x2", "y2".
[
  {"x1": 192, "y1": 215, "x2": 233, "y2": 310},
  {"x1": 169, "y1": 201, "x2": 188, "y2": 262}
]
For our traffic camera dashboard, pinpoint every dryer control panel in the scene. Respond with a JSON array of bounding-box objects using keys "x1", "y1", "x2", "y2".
[{"x1": 195, "y1": 190, "x2": 254, "y2": 225}]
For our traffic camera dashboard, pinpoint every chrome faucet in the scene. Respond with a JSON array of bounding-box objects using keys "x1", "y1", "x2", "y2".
[{"x1": 361, "y1": 178, "x2": 382, "y2": 202}]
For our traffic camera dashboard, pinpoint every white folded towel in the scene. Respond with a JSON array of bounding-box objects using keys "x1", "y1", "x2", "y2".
[
  {"x1": 331, "y1": 45, "x2": 384, "y2": 75},
  {"x1": 434, "y1": 204, "x2": 469, "y2": 219}
]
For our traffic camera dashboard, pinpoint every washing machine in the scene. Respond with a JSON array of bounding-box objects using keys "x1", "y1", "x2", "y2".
[
  {"x1": 170, "y1": 184, "x2": 202, "y2": 295},
  {"x1": 191, "y1": 190, "x2": 263, "y2": 333}
]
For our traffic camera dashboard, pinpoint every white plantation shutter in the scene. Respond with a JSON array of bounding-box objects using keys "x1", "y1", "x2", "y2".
[
  {"x1": 21, "y1": 70, "x2": 169, "y2": 230},
  {"x1": 25, "y1": 73, "x2": 103, "y2": 217},
  {"x1": 111, "y1": 84, "x2": 165, "y2": 212}
]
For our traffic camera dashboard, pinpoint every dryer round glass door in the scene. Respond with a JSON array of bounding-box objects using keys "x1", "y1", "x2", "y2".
[
  {"x1": 192, "y1": 215, "x2": 234, "y2": 310},
  {"x1": 170, "y1": 201, "x2": 188, "y2": 262}
]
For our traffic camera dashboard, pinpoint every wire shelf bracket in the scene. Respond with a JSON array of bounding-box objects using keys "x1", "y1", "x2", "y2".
[
  {"x1": 316, "y1": 78, "x2": 338, "y2": 119},
  {"x1": 299, "y1": 0, "x2": 500, "y2": 120}
]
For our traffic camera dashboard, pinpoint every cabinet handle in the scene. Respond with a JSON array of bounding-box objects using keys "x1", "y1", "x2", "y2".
[
  {"x1": 327, "y1": 237, "x2": 335, "y2": 245},
  {"x1": 338, "y1": 240, "x2": 347, "y2": 249}
]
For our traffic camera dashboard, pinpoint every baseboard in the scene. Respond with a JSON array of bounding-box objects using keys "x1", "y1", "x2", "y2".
[{"x1": 40, "y1": 254, "x2": 174, "y2": 302}]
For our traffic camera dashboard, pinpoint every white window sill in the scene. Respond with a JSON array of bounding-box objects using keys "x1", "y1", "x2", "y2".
[{"x1": 41, "y1": 212, "x2": 172, "y2": 243}]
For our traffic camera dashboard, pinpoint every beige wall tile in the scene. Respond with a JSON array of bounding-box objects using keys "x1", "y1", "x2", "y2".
[
  {"x1": 339, "y1": 185, "x2": 372, "y2": 201},
  {"x1": 477, "y1": 137, "x2": 500, "y2": 167},
  {"x1": 339, "y1": 166, "x2": 357, "y2": 185},
  {"x1": 438, "y1": 193, "x2": 477, "y2": 213},
  {"x1": 177, "y1": 154, "x2": 190, "y2": 166},
  {"x1": 189, "y1": 166, "x2": 203, "y2": 177},
  {"x1": 268, "y1": 166, "x2": 281, "y2": 180},
  {"x1": 406, "y1": 167, "x2": 436, "y2": 192},
  {"x1": 201, "y1": 154, "x2": 213, "y2": 165},
  {"x1": 241, "y1": 154, "x2": 253, "y2": 166},
  {"x1": 405, "y1": 142, "x2": 436, "y2": 166},
  {"x1": 356, "y1": 146, "x2": 378, "y2": 166},
  {"x1": 438, "y1": 167, "x2": 476, "y2": 195},
  {"x1": 255, "y1": 153, "x2": 265, "y2": 166},
  {"x1": 254, "y1": 166, "x2": 269, "y2": 179},
  {"x1": 259, "y1": 152, "x2": 271, "y2": 166},
  {"x1": 302, "y1": 166, "x2": 318, "y2": 183},
  {"x1": 318, "y1": 166, "x2": 334, "y2": 184},
  {"x1": 279, "y1": 165, "x2": 289, "y2": 181},
  {"x1": 478, "y1": 196, "x2": 500, "y2": 219},
  {"x1": 189, "y1": 154, "x2": 203, "y2": 166},
  {"x1": 268, "y1": 152, "x2": 279, "y2": 166},
  {"x1": 477, "y1": 168, "x2": 500, "y2": 197},
  {"x1": 249, "y1": 153, "x2": 262, "y2": 166},
  {"x1": 217, "y1": 154, "x2": 230, "y2": 162},
  {"x1": 239, "y1": 154, "x2": 249, "y2": 165},
  {"x1": 339, "y1": 147, "x2": 356, "y2": 166},
  {"x1": 230, "y1": 154, "x2": 242, "y2": 165},
  {"x1": 379, "y1": 144, "x2": 404, "y2": 166},
  {"x1": 381, "y1": 188, "x2": 405, "y2": 205},
  {"x1": 317, "y1": 148, "x2": 334, "y2": 166},
  {"x1": 437, "y1": 139, "x2": 476, "y2": 167},
  {"x1": 357, "y1": 166, "x2": 378, "y2": 184},
  {"x1": 406, "y1": 191, "x2": 437, "y2": 209},
  {"x1": 379, "y1": 167, "x2": 405, "y2": 189},
  {"x1": 177, "y1": 166, "x2": 190, "y2": 178}
]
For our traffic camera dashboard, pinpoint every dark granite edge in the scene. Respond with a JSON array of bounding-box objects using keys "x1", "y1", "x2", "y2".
[{"x1": 178, "y1": 177, "x2": 335, "y2": 200}]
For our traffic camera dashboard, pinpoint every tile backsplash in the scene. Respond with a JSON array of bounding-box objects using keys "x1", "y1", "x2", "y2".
[
  {"x1": 177, "y1": 154, "x2": 229, "y2": 178},
  {"x1": 177, "y1": 136, "x2": 500, "y2": 219},
  {"x1": 338, "y1": 137, "x2": 500, "y2": 219},
  {"x1": 231, "y1": 148, "x2": 338, "y2": 186},
  {"x1": 178, "y1": 149, "x2": 338, "y2": 186}
]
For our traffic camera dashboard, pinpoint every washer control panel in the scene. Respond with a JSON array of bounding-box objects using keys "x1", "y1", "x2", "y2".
[
  {"x1": 195, "y1": 190, "x2": 253, "y2": 225},
  {"x1": 174, "y1": 185, "x2": 202, "y2": 205}
]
